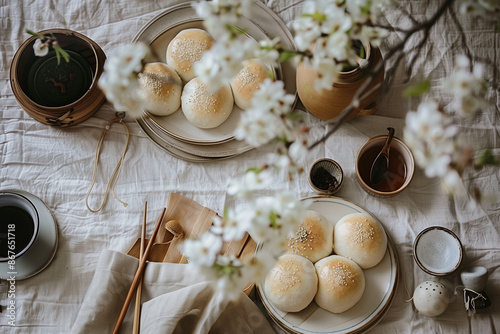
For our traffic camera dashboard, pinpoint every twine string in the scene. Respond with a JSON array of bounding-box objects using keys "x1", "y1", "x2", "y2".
[
  {"x1": 463, "y1": 287, "x2": 487, "y2": 316},
  {"x1": 85, "y1": 117, "x2": 130, "y2": 213}
]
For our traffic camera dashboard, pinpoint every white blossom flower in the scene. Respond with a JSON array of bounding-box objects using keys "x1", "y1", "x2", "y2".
[
  {"x1": 371, "y1": 0, "x2": 394, "y2": 20},
  {"x1": 213, "y1": 268, "x2": 243, "y2": 301},
  {"x1": 321, "y1": 3, "x2": 352, "y2": 34},
  {"x1": 293, "y1": 24, "x2": 321, "y2": 51},
  {"x1": 292, "y1": 0, "x2": 389, "y2": 91},
  {"x1": 195, "y1": 37, "x2": 256, "y2": 91},
  {"x1": 98, "y1": 70, "x2": 145, "y2": 118},
  {"x1": 345, "y1": 0, "x2": 371, "y2": 23},
  {"x1": 193, "y1": 53, "x2": 223, "y2": 87},
  {"x1": 182, "y1": 232, "x2": 223, "y2": 267},
  {"x1": 104, "y1": 43, "x2": 149, "y2": 78},
  {"x1": 444, "y1": 55, "x2": 487, "y2": 117},
  {"x1": 254, "y1": 38, "x2": 281, "y2": 67},
  {"x1": 422, "y1": 149, "x2": 452, "y2": 178},
  {"x1": 193, "y1": 0, "x2": 253, "y2": 39},
  {"x1": 240, "y1": 255, "x2": 273, "y2": 287},
  {"x1": 33, "y1": 39, "x2": 49, "y2": 57},
  {"x1": 234, "y1": 107, "x2": 284, "y2": 146},
  {"x1": 288, "y1": 138, "x2": 309, "y2": 161},
  {"x1": 252, "y1": 79, "x2": 295, "y2": 115},
  {"x1": 98, "y1": 42, "x2": 149, "y2": 118},
  {"x1": 234, "y1": 79, "x2": 295, "y2": 146},
  {"x1": 311, "y1": 56, "x2": 342, "y2": 91},
  {"x1": 405, "y1": 100, "x2": 457, "y2": 141},
  {"x1": 212, "y1": 207, "x2": 249, "y2": 242},
  {"x1": 272, "y1": 191, "x2": 311, "y2": 233},
  {"x1": 441, "y1": 169, "x2": 466, "y2": 195},
  {"x1": 404, "y1": 100, "x2": 459, "y2": 178},
  {"x1": 360, "y1": 26, "x2": 389, "y2": 47},
  {"x1": 227, "y1": 169, "x2": 271, "y2": 200}
]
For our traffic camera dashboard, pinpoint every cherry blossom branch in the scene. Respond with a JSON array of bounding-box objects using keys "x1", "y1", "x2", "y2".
[{"x1": 308, "y1": 0, "x2": 456, "y2": 150}]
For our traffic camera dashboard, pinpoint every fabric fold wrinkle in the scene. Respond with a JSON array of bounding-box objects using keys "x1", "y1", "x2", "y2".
[{"x1": 71, "y1": 249, "x2": 275, "y2": 334}]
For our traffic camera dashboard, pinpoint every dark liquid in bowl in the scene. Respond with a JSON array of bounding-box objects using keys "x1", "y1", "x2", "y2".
[
  {"x1": 0, "y1": 206, "x2": 35, "y2": 258},
  {"x1": 358, "y1": 145, "x2": 407, "y2": 192}
]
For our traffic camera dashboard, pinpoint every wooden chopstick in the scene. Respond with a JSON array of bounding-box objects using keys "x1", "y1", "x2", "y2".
[
  {"x1": 112, "y1": 207, "x2": 166, "y2": 334},
  {"x1": 132, "y1": 202, "x2": 147, "y2": 334}
]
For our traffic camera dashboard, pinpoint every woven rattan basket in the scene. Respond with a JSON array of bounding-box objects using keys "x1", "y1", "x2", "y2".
[{"x1": 10, "y1": 29, "x2": 106, "y2": 127}]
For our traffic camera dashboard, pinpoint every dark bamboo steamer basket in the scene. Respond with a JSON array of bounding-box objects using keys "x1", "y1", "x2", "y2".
[{"x1": 10, "y1": 29, "x2": 106, "y2": 127}]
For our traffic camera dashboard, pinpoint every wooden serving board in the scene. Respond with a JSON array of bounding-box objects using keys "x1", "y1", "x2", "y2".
[{"x1": 127, "y1": 193, "x2": 257, "y2": 294}]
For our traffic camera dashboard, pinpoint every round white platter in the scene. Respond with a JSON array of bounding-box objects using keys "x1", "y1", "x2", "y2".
[
  {"x1": 257, "y1": 196, "x2": 399, "y2": 334},
  {"x1": 132, "y1": 1, "x2": 297, "y2": 158},
  {"x1": 137, "y1": 117, "x2": 239, "y2": 162}
]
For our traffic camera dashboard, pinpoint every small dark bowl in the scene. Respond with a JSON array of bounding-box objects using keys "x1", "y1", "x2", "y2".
[{"x1": 308, "y1": 158, "x2": 343, "y2": 195}]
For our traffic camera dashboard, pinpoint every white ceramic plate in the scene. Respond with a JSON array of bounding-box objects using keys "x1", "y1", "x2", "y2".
[
  {"x1": 137, "y1": 117, "x2": 239, "y2": 162},
  {"x1": 257, "y1": 196, "x2": 399, "y2": 334},
  {"x1": 133, "y1": 1, "x2": 297, "y2": 152},
  {"x1": 138, "y1": 115, "x2": 254, "y2": 159},
  {"x1": 0, "y1": 190, "x2": 58, "y2": 280}
]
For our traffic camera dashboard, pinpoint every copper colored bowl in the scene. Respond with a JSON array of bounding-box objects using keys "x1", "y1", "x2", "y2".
[
  {"x1": 356, "y1": 135, "x2": 415, "y2": 197},
  {"x1": 10, "y1": 29, "x2": 106, "y2": 127}
]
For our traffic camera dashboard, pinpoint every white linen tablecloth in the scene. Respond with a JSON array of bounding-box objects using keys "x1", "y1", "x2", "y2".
[{"x1": 1, "y1": 0, "x2": 499, "y2": 333}]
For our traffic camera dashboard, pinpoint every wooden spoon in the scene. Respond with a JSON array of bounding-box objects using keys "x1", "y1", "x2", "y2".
[{"x1": 370, "y1": 127, "x2": 395, "y2": 185}]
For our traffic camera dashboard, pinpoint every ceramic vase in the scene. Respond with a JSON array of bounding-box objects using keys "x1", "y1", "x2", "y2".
[{"x1": 296, "y1": 41, "x2": 384, "y2": 121}]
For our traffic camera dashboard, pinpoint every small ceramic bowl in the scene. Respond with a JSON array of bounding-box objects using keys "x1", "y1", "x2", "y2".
[
  {"x1": 460, "y1": 266, "x2": 488, "y2": 292},
  {"x1": 413, "y1": 226, "x2": 463, "y2": 276},
  {"x1": 10, "y1": 29, "x2": 106, "y2": 127},
  {"x1": 356, "y1": 135, "x2": 415, "y2": 197},
  {"x1": 308, "y1": 158, "x2": 343, "y2": 195}
]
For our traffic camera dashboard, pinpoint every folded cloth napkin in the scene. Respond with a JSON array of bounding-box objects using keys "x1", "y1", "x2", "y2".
[{"x1": 71, "y1": 249, "x2": 275, "y2": 334}]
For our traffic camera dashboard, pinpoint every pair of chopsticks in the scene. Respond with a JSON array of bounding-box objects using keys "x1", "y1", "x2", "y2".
[{"x1": 113, "y1": 203, "x2": 166, "y2": 334}]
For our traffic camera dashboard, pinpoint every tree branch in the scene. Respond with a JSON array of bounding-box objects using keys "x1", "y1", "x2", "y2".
[{"x1": 307, "y1": 0, "x2": 457, "y2": 150}]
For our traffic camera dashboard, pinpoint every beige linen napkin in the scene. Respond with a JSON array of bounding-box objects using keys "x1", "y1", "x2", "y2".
[{"x1": 71, "y1": 249, "x2": 275, "y2": 334}]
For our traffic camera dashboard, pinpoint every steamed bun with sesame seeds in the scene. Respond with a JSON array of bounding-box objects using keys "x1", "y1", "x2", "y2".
[
  {"x1": 166, "y1": 28, "x2": 214, "y2": 82},
  {"x1": 138, "y1": 62, "x2": 182, "y2": 116},
  {"x1": 333, "y1": 213, "x2": 387, "y2": 269},
  {"x1": 230, "y1": 59, "x2": 269, "y2": 110},
  {"x1": 264, "y1": 254, "x2": 318, "y2": 312},
  {"x1": 314, "y1": 255, "x2": 365, "y2": 313},
  {"x1": 181, "y1": 77, "x2": 234, "y2": 128},
  {"x1": 286, "y1": 210, "x2": 334, "y2": 263}
]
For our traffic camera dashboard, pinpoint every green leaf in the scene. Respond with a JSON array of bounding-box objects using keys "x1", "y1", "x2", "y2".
[
  {"x1": 279, "y1": 50, "x2": 297, "y2": 63},
  {"x1": 269, "y1": 212, "x2": 278, "y2": 229},
  {"x1": 225, "y1": 24, "x2": 246, "y2": 39},
  {"x1": 245, "y1": 167, "x2": 262, "y2": 174},
  {"x1": 26, "y1": 29, "x2": 44, "y2": 39},
  {"x1": 359, "y1": 45, "x2": 365, "y2": 59},
  {"x1": 403, "y1": 80, "x2": 431, "y2": 97},
  {"x1": 55, "y1": 49, "x2": 61, "y2": 65},
  {"x1": 285, "y1": 112, "x2": 303, "y2": 121},
  {"x1": 476, "y1": 149, "x2": 500, "y2": 166},
  {"x1": 55, "y1": 46, "x2": 70, "y2": 63},
  {"x1": 301, "y1": 12, "x2": 326, "y2": 21}
]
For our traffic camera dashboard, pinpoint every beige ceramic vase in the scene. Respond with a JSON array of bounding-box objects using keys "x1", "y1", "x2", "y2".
[{"x1": 296, "y1": 42, "x2": 384, "y2": 121}]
